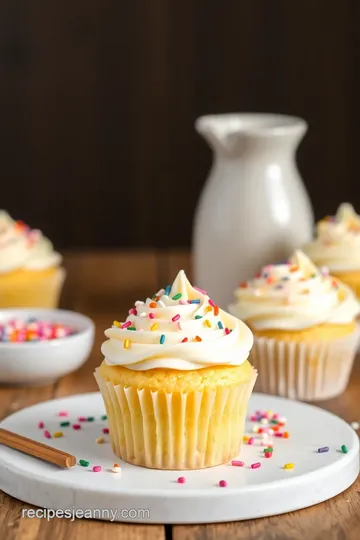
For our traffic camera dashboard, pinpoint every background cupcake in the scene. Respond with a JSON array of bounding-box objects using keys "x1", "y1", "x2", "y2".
[
  {"x1": 95, "y1": 270, "x2": 256, "y2": 470},
  {"x1": 303, "y1": 203, "x2": 360, "y2": 298},
  {"x1": 229, "y1": 251, "x2": 360, "y2": 401},
  {"x1": 0, "y1": 211, "x2": 65, "y2": 308}
]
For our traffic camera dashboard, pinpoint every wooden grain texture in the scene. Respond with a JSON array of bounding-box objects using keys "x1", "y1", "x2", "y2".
[
  {"x1": 1, "y1": 2, "x2": 360, "y2": 249},
  {"x1": 0, "y1": 251, "x2": 359, "y2": 540}
]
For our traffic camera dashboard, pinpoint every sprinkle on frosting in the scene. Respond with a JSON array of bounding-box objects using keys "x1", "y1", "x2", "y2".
[
  {"x1": 229, "y1": 251, "x2": 360, "y2": 330},
  {"x1": 101, "y1": 270, "x2": 253, "y2": 371},
  {"x1": 303, "y1": 203, "x2": 360, "y2": 272}
]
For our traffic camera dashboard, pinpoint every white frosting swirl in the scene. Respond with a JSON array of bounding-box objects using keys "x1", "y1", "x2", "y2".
[
  {"x1": 101, "y1": 270, "x2": 253, "y2": 371},
  {"x1": 303, "y1": 203, "x2": 360, "y2": 272},
  {"x1": 229, "y1": 251, "x2": 360, "y2": 331},
  {"x1": 0, "y1": 211, "x2": 62, "y2": 273}
]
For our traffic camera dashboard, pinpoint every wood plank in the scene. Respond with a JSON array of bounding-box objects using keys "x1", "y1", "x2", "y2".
[
  {"x1": 159, "y1": 250, "x2": 192, "y2": 284},
  {"x1": 34, "y1": 518, "x2": 164, "y2": 540},
  {"x1": 61, "y1": 251, "x2": 159, "y2": 313}
]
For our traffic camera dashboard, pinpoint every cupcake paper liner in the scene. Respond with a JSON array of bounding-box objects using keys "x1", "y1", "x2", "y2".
[
  {"x1": 250, "y1": 327, "x2": 360, "y2": 401},
  {"x1": 94, "y1": 367, "x2": 257, "y2": 470}
]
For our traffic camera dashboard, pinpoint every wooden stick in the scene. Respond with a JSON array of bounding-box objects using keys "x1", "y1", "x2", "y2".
[{"x1": 0, "y1": 428, "x2": 76, "y2": 468}]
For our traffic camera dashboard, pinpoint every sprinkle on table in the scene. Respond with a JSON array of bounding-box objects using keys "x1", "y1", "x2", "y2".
[
  {"x1": 264, "y1": 452, "x2": 272, "y2": 458},
  {"x1": 79, "y1": 459, "x2": 90, "y2": 467},
  {"x1": 284, "y1": 463, "x2": 294, "y2": 469},
  {"x1": 38, "y1": 421, "x2": 45, "y2": 429},
  {"x1": 101, "y1": 415, "x2": 107, "y2": 421},
  {"x1": 317, "y1": 446, "x2": 329, "y2": 453},
  {"x1": 263, "y1": 447, "x2": 273, "y2": 453},
  {"x1": 96, "y1": 437, "x2": 105, "y2": 444},
  {"x1": 218, "y1": 480, "x2": 227, "y2": 487},
  {"x1": 44, "y1": 430, "x2": 51, "y2": 439},
  {"x1": 53, "y1": 431, "x2": 63, "y2": 438},
  {"x1": 177, "y1": 476, "x2": 186, "y2": 484},
  {"x1": 341, "y1": 445, "x2": 348, "y2": 453},
  {"x1": 93, "y1": 465, "x2": 102, "y2": 472},
  {"x1": 112, "y1": 464, "x2": 122, "y2": 473},
  {"x1": 72, "y1": 424, "x2": 81, "y2": 430},
  {"x1": 78, "y1": 416, "x2": 87, "y2": 422},
  {"x1": 103, "y1": 427, "x2": 109, "y2": 434},
  {"x1": 58, "y1": 411, "x2": 68, "y2": 417},
  {"x1": 87, "y1": 417, "x2": 95, "y2": 422},
  {"x1": 60, "y1": 421, "x2": 70, "y2": 427},
  {"x1": 251, "y1": 462, "x2": 261, "y2": 469},
  {"x1": 231, "y1": 460, "x2": 244, "y2": 467}
]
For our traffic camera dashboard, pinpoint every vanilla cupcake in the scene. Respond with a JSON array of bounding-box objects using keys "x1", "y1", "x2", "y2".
[
  {"x1": 0, "y1": 211, "x2": 65, "y2": 308},
  {"x1": 95, "y1": 270, "x2": 256, "y2": 470},
  {"x1": 303, "y1": 203, "x2": 360, "y2": 298},
  {"x1": 229, "y1": 251, "x2": 360, "y2": 401}
]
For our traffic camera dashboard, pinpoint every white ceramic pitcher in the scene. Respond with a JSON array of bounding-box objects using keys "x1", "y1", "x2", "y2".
[{"x1": 192, "y1": 113, "x2": 314, "y2": 308}]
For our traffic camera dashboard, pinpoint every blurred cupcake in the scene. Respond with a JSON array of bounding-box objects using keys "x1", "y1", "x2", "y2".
[
  {"x1": 229, "y1": 251, "x2": 360, "y2": 401},
  {"x1": 303, "y1": 203, "x2": 360, "y2": 298},
  {"x1": 0, "y1": 211, "x2": 65, "y2": 308},
  {"x1": 95, "y1": 270, "x2": 256, "y2": 470}
]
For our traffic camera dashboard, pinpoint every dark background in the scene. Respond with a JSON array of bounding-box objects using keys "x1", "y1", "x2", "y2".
[{"x1": 0, "y1": 1, "x2": 359, "y2": 249}]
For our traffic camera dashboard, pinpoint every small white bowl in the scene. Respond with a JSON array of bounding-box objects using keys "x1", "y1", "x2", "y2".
[{"x1": 0, "y1": 308, "x2": 95, "y2": 387}]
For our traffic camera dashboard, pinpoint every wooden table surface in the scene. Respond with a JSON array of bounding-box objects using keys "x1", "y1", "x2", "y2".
[{"x1": 0, "y1": 251, "x2": 359, "y2": 540}]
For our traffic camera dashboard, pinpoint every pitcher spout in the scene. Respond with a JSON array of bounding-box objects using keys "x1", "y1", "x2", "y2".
[{"x1": 195, "y1": 113, "x2": 308, "y2": 157}]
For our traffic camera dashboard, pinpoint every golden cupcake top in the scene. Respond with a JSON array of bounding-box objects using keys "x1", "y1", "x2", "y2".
[
  {"x1": 101, "y1": 270, "x2": 253, "y2": 370},
  {"x1": 229, "y1": 251, "x2": 360, "y2": 331},
  {"x1": 303, "y1": 203, "x2": 360, "y2": 272},
  {"x1": 0, "y1": 211, "x2": 61, "y2": 273}
]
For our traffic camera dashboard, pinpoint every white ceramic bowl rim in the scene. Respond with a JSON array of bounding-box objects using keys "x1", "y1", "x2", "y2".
[{"x1": 0, "y1": 308, "x2": 94, "y2": 350}]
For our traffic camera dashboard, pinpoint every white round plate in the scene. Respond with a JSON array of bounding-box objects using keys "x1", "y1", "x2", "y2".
[{"x1": 0, "y1": 392, "x2": 358, "y2": 524}]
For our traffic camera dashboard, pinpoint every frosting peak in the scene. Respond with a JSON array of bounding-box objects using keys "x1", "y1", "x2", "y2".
[
  {"x1": 0, "y1": 211, "x2": 61, "y2": 273},
  {"x1": 229, "y1": 251, "x2": 360, "y2": 330},
  {"x1": 101, "y1": 270, "x2": 253, "y2": 371},
  {"x1": 303, "y1": 203, "x2": 360, "y2": 272}
]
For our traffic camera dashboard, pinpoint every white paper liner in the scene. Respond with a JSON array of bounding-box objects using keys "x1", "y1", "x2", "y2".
[
  {"x1": 94, "y1": 367, "x2": 257, "y2": 470},
  {"x1": 250, "y1": 327, "x2": 360, "y2": 400}
]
